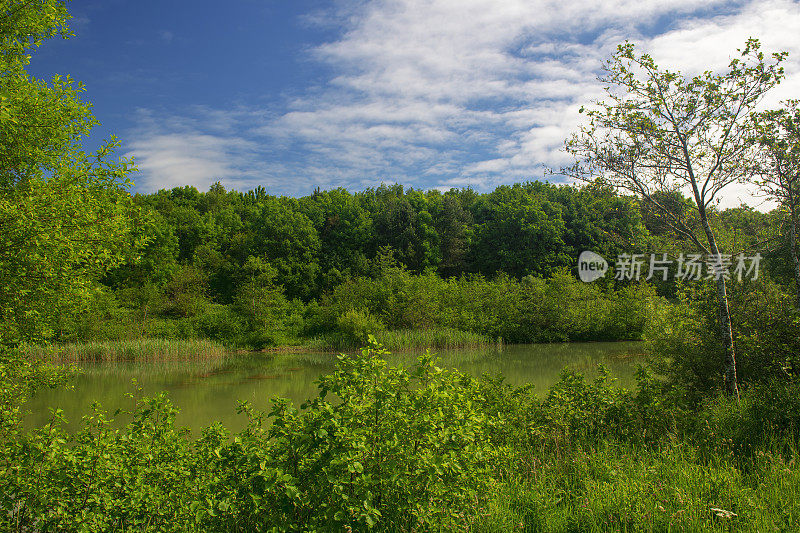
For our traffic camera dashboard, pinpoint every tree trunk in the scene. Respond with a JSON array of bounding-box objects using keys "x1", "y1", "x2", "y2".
[
  {"x1": 713, "y1": 276, "x2": 739, "y2": 399},
  {"x1": 699, "y1": 207, "x2": 740, "y2": 399},
  {"x1": 788, "y1": 195, "x2": 800, "y2": 309}
]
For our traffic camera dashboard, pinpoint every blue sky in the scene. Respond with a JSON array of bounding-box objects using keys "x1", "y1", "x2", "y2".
[{"x1": 29, "y1": 0, "x2": 800, "y2": 205}]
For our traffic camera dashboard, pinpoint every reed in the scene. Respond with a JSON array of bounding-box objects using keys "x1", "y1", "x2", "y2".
[
  {"x1": 22, "y1": 338, "x2": 226, "y2": 363},
  {"x1": 377, "y1": 328, "x2": 492, "y2": 351},
  {"x1": 307, "y1": 327, "x2": 493, "y2": 352}
]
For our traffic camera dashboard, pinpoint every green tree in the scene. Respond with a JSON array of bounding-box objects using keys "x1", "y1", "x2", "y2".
[
  {"x1": 0, "y1": 0, "x2": 139, "y2": 441},
  {"x1": 434, "y1": 191, "x2": 473, "y2": 276},
  {"x1": 373, "y1": 194, "x2": 426, "y2": 271},
  {"x1": 232, "y1": 256, "x2": 294, "y2": 346},
  {"x1": 0, "y1": 0, "x2": 139, "y2": 346},
  {"x1": 565, "y1": 39, "x2": 786, "y2": 397},
  {"x1": 752, "y1": 100, "x2": 800, "y2": 307},
  {"x1": 300, "y1": 188, "x2": 372, "y2": 291},
  {"x1": 471, "y1": 184, "x2": 568, "y2": 277},
  {"x1": 235, "y1": 196, "x2": 320, "y2": 300}
]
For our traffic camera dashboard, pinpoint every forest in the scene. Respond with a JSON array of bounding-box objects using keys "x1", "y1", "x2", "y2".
[
  {"x1": 2, "y1": 1, "x2": 800, "y2": 531},
  {"x1": 40, "y1": 179, "x2": 666, "y2": 350}
]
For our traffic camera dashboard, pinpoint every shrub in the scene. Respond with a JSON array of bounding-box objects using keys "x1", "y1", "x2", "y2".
[
  {"x1": 194, "y1": 305, "x2": 246, "y2": 346},
  {"x1": 536, "y1": 367, "x2": 635, "y2": 443},
  {"x1": 315, "y1": 268, "x2": 657, "y2": 344},
  {"x1": 647, "y1": 278, "x2": 800, "y2": 395},
  {"x1": 334, "y1": 309, "x2": 386, "y2": 347},
  {"x1": 2, "y1": 341, "x2": 500, "y2": 532}
]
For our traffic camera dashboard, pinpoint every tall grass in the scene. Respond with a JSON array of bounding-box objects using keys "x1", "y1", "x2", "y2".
[
  {"x1": 376, "y1": 328, "x2": 493, "y2": 351},
  {"x1": 476, "y1": 441, "x2": 800, "y2": 532},
  {"x1": 22, "y1": 338, "x2": 226, "y2": 363},
  {"x1": 307, "y1": 327, "x2": 493, "y2": 352}
]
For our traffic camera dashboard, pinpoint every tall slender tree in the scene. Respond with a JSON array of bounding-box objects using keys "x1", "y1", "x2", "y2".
[{"x1": 564, "y1": 39, "x2": 786, "y2": 397}]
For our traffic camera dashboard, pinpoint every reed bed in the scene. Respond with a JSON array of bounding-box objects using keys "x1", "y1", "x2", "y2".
[
  {"x1": 376, "y1": 328, "x2": 492, "y2": 351},
  {"x1": 23, "y1": 338, "x2": 226, "y2": 363},
  {"x1": 308, "y1": 328, "x2": 493, "y2": 352}
]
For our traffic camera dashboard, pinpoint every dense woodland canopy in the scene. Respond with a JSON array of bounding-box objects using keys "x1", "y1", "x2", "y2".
[
  {"x1": 110, "y1": 177, "x2": 796, "y2": 302},
  {"x1": 28, "y1": 177, "x2": 779, "y2": 350},
  {"x1": 116, "y1": 180, "x2": 647, "y2": 301}
]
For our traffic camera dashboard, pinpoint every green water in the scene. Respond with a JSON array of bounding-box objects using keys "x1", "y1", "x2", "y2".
[{"x1": 23, "y1": 342, "x2": 644, "y2": 433}]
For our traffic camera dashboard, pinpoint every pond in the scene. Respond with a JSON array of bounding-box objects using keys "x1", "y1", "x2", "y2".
[{"x1": 23, "y1": 342, "x2": 645, "y2": 434}]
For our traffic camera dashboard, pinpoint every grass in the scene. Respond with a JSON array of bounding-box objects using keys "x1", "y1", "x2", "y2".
[
  {"x1": 306, "y1": 327, "x2": 494, "y2": 352},
  {"x1": 22, "y1": 338, "x2": 226, "y2": 363},
  {"x1": 475, "y1": 441, "x2": 800, "y2": 532},
  {"x1": 376, "y1": 328, "x2": 494, "y2": 351}
]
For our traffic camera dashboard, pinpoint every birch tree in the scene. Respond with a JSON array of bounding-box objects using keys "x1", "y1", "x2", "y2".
[{"x1": 564, "y1": 39, "x2": 786, "y2": 397}]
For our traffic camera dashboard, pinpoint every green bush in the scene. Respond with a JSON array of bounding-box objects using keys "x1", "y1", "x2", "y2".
[
  {"x1": 194, "y1": 304, "x2": 246, "y2": 346},
  {"x1": 315, "y1": 267, "x2": 658, "y2": 344},
  {"x1": 2, "y1": 341, "x2": 499, "y2": 531},
  {"x1": 334, "y1": 309, "x2": 386, "y2": 347},
  {"x1": 647, "y1": 277, "x2": 800, "y2": 395},
  {"x1": 537, "y1": 367, "x2": 635, "y2": 443}
]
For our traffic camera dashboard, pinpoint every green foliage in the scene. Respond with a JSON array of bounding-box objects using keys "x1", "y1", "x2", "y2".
[
  {"x1": 539, "y1": 368, "x2": 634, "y2": 442},
  {"x1": 159, "y1": 264, "x2": 210, "y2": 318},
  {"x1": 0, "y1": 3, "x2": 144, "y2": 478},
  {"x1": 100, "y1": 178, "x2": 652, "y2": 312},
  {"x1": 194, "y1": 305, "x2": 246, "y2": 346},
  {"x1": 1, "y1": 0, "x2": 82, "y2": 189},
  {"x1": 3, "y1": 394, "x2": 205, "y2": 531},
  {"x1": 333, "y1": 309, "x2": 386, "y2": 347},
  {"x1": 235, "y1": 196, "x2": 321, "y2": 300},
  {"x1": 647, "y1": 277, "x2": 800, "y2": 395},
  {"x1": 235, "y1": 342, "x2": 494, "y2": 530},
  {"x1": 1, "y1": 343, "x2": 501, "y2": 531},
  {"x1": 471, "y1": 184, "x2": 569, "y2": 277},
  {"x1": 6, "y1": 342, "x2": 800, "y2": 531},
  {"x1": 313, "y1": 266, "x2": 658, "y2": 344},
  {"x1": 0, "y1": 171, "x2": 139, "y2": 347},
  {"x1": 231, "y1": 257, "x2": 300, "y2": 348},
  {"x1": 0, "y1": 0, "x2": 140, "y2": 348}
]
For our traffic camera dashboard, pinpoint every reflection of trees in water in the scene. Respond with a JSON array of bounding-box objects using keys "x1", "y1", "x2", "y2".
[
  {"x1": 442, "y1": 342, "x2": 643, "y2": 394},
  {"x1": 25, "y1": 343, "x2": 643, "y2": 433}
]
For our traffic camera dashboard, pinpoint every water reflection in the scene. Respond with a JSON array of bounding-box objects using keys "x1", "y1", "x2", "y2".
[{"x1": 24, "y1": 342, "x2": 644, "y2": 433}]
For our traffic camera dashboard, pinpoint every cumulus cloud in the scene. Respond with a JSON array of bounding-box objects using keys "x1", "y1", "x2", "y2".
[
  {"x1": 126, "y1": 133, "x2": 251, "y2": 192},
  {"x1": 126, "y1": 0, "x2": 800, "y2": 206},
  {"x1": 124, "y1": 109, "x2": 265, "y2": 193}
]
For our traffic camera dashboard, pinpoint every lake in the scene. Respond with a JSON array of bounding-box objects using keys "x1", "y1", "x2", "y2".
[{"x1": 23, "y1": 341, "x2": 644, "y2": 433}]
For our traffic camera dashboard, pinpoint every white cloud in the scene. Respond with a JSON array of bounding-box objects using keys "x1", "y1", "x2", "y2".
[
  {"x1": 127, "y1": 0, "x2": 800, "y2": 208},
  {"x1": 126, "y1": 133, "x2": 251, "y2": 192},
  {"x1": 264, "y1": 0, "x2": 775, "y2": 201},
  {"x1": 124, "y1": 109, "x2": 266, "y2": 193}
]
